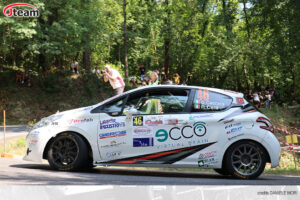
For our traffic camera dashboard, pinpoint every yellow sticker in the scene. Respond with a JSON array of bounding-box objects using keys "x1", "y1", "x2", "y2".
[{"x1": 133, "y1": 116, "x2": 143, "y2": 126}]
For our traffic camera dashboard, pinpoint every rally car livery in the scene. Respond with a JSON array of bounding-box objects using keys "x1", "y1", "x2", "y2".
[{"x1": 24, "y1": 85, "x2": 280, "y2": 179}]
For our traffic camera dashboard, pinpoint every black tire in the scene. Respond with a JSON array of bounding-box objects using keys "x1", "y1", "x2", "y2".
[
  {"x1": 224, "y1": 140, "x2": 267, "y2": 179},
  {"x1": 213, "y1": 168, "x2": 230, "y2": 176},
  {"x1": 47, "y1": 132, "x2": 89, "y2": 171}
]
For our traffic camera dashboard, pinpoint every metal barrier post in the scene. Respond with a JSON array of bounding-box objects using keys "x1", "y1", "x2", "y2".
[{"x1": 3, "y1": 110, "x2": 6, "y2": 153}]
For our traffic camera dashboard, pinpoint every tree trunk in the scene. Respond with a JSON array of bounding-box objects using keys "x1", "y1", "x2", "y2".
[
  {"x1": 123, "y1": 0, "x2": 128, "y2": 81},
  {"x1": 163, "y1": 0, "x2": 171, "y2": 78},
  {"x1": 82, "y1": 46, "x2": 91, "y2": 71}
]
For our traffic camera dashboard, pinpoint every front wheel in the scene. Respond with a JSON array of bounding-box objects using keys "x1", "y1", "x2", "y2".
[
  {"x1": 224, "y1": 141, "x2": 267, "y2": 179},
  {"x1": 47, "y1": 132, "x2": 89, "y2": 171}
]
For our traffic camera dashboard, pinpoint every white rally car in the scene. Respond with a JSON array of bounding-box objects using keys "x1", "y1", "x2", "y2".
[{"x1": 24, "y1": 85, "x2": 280, "y2": 179}]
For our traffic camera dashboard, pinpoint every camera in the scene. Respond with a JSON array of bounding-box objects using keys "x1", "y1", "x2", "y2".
[{"x1": 101, "y1": 69, "x2": 107, "y2": 74}]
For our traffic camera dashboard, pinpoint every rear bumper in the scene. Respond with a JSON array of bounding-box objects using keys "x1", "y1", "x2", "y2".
[{"x1": 262, "y1": 132, "x2": 281, "y2": 168}]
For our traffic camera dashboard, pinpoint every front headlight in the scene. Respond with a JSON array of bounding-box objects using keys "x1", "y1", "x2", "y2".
[{"x1": 32, "y1": 114, "x2": 63, "y2": 130}]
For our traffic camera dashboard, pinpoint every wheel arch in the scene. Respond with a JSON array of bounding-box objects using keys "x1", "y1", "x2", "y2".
[
  {"x1": 220, "y1": 139, "x2": 271, "y2": 169},
  {"x1": 43, "y1": 131, "x2": 93, "y2": 161}
]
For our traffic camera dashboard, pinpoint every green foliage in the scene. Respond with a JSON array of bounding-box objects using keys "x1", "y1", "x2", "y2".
[{"x1": 0, "y1": 0, "x2": 299, "y2": 103}]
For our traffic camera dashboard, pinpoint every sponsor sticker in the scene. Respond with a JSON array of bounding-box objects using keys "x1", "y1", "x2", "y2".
[
  {"x1": 99, "y1": 130, "x2": 126, "y2": 139},
  {"x1": 133, "y1": 138, "x2": 154, "y2": 147},
  {"x1": 164, "y1": 118, "x2": 178, "y2": 125},
  {"x1": 69, "y1": 118, "x2": 93, "y2": 124},
  {"x1": 3, "y1": 3, "x2": 40, "y2": 18},
  {"x1": 133, "y1": 116, "x2": 143, "y2": 126},
  {"x1": 198, "y1": 150, "x2": 217, "y2": 160},
  {"x1": 236, "y1": 97, "x2": 245, "y2": 104},
  {"x1": 226, "y1": 126, "x2": 243, "y2": 134},
  {"x1": 100, "y1": 141, "x2": 126, "y2": 148},
  {"x1": 145, "y1": 116, "x2": 163, "y2": 126},
  {"x1": 100, "y1": 119, "x2": 125, "y2": 129},
  {"x1": 106, "y1": 151, "x2": 121, "y2": 159},
  {"x1": 225, "y1": 122, "x2": 242, "y2": 129},
  {"x1": 155, "y1": 121, "x2": 207, "y2": 142},
  {"x1": 198, "y1": 157, "x2": 218, "y2": 168},
  {"x1": 133, "y1": 127, "x2": 153, "y2": 137}
]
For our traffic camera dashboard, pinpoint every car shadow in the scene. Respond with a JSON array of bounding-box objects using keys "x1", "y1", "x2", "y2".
[{"x1": 9, "y1": 163, "x2": 270, "y2": 180}]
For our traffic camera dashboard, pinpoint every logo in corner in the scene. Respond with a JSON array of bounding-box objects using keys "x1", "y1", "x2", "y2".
[{"x1": 3, "y1": 3, "x2": 40, "y2": 17}]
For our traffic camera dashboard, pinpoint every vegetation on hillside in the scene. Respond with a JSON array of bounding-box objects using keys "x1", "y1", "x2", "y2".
[{"x1": 1, "y1": 0, "x2": 300, "y2": 105}]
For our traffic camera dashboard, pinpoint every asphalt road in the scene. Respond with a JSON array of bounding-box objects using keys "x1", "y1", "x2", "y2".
[
  {"x1": 1, "y1": 158, "x2": 300, "y2": 185},
  {"x1": 0, "y1": 125, "x2": 28, "y2": 142}
]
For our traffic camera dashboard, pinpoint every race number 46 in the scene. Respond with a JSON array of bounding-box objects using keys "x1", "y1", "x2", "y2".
[{"x1": 133, "y1": 116, "x2": 143, "y2": 126}]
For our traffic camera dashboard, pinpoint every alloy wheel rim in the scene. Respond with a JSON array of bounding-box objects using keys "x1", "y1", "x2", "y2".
[
  {"x1": 51, "y1": 136, "x2": 79, "y2": 168},
  {"x1": 231, "y1": 144, "x2": 262, "y2": 176}
]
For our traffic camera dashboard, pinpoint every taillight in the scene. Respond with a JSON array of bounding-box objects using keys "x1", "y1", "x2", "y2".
[{"x1": 256, "y1": 117, "x2": 274, "y2": 133}]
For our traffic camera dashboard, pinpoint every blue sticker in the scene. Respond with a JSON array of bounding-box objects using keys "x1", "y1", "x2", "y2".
[{"x1": 133, "y1": 138, "x2": 154, "y2": 147}]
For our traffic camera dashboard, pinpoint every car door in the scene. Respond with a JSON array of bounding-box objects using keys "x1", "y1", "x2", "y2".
[
  {"x1": 106, "y1": 87, "x2": 204, "y2": 165},
  {"x1": 94, "y1": 95, "x2": 133, "y2": 161},
  {"x1": 188, "y1": 88, "x2": 233, "y2": 167}
]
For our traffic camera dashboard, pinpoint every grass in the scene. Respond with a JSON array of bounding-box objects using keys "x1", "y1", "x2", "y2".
[{"x1": 0, "y1": 137, "x2": 27, "y2": 156}]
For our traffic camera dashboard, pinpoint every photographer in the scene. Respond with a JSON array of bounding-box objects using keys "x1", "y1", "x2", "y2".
[{"x1": 102, "y1": 65, "x2": 125, "y2": 95}]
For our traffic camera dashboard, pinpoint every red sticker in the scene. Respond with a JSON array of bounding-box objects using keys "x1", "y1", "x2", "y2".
[{"x1": 236, "y1": 97, "x2": 244, "y2": 104}]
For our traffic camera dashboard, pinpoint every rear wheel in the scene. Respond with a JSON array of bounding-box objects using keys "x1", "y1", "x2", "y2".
[
  {"x1": 224, "y1": 141, "x2": 267, "y2": 179},
  {"x1": 47, "y1": 132, "x2": 89, "y2": 171}
]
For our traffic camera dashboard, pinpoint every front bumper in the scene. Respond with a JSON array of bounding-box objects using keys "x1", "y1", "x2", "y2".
[{"x1": 23, "y1": 128, "x2": 50, "y2": 163}]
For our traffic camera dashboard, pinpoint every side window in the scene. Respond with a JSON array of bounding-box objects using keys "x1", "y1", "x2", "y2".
[
  {"x1": 123, "y1": 90, "x2": 189, "y2": 115},
  {"x1": 192, "y1": 89, "x2": 232, "y2": 112},
  {"x1": 100, "y1": 97, "x2": 126, "y2": 114}
]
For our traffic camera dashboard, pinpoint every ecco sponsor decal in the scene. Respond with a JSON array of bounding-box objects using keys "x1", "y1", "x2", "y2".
[
  {"x1": 133, "y1": 138, "x2": 154, "y2": 147},
  {"x1": 156, "y1": 138, "x2": 209, "y2": 150},
  {"x1": 133, "y1": 127, "x2": 152, "y2": 137},
  {"x1": 100, "y1": 119, "x2": 125, "y2": 129},
  {"x1": 99, "y1": 130, "x2": 126, "y2": 139},
  {"x1": 155, "y1": 121, "x2": 207, "y2": 142},
  {"x1": 3, "y1": 3, "x2": 40, "y2": 17}
]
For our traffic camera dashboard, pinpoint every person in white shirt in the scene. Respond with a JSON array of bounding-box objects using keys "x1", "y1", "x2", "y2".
[
  {"x1": 92, "y1": 66, "x2": 100, "y2": 78},
  {"x1": 103, "y1": 65, "x2": 125, "y2": 95},
  {"x1": 71, "y1": 60, "x2": 79, "y2": 74},
  {"x1": 265, "y1": 90, "x2": 272, "y2": 109},
  {"x1": 253, "y1": 92, "x2": 260, "y2": 107}
]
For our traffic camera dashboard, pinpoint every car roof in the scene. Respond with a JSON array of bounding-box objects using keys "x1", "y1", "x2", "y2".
[{"x1": 127, "y1": 85, "x2": 243, "y2": 97}]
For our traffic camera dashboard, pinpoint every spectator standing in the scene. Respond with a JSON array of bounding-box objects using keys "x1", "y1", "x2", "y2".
[
  {"x1": 253, "y1": 92, "x2": 260, "y2": 107},
  {"x1": 103, "y1": 65, "x2": 125, "y2": 95},
  {"x1": 246, "y1": 90, "x2": 253, "y2": 102},
  {"x1": 149, "y1": 71, "x2": 159, "y2": 86},
  {"x1": 139, "y1": 64, "x2": 146, "y2": 80},
  {"x1": 258, "y1": 92, "x2": 264, "y2": 108},
  {"x1": 160, "y1": 67, "x2": 167, "y2": 83},
  {"x1": 71, "y1": 60, "x2": 79, "y2": 74},
  {"x1": 265, "y1": 90, "x2": 272, "y2": 109},
  {"x1": 92, "y1": 66, "x2": 101, "y2": 78},
  {"x1": 173, "y1": 73, "x2": 181, "y2": 85}
]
